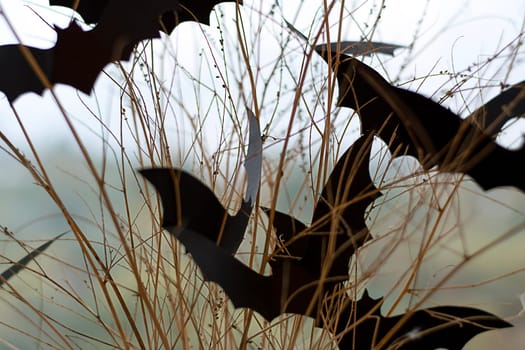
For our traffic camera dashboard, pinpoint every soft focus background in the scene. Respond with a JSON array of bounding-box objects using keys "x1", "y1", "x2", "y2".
[{"x1": 0, "y1": 0, "x2": 524, "y2": 349}]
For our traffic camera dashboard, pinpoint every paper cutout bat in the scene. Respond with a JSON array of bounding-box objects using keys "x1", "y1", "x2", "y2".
[
  {"x1": 315, "y1": 45, "x2": 525, "y2": 192},
  {"x1": 0, "y1": 0, "x2": 241, "y2": 101},
  {"x1": 141, "y1": 130, "x2": 510, "y2": 348},
  {"x1": 141, "y1": 134, "x2": 378, "y2": 320},
  {"x1": 50, "y1": 0, "x2": 230, "y2": 33},
  {"x1": 262, "y1": 133, "x2": 382, "y2": 297},
  {"x1": 296, "y1": 134, "x2": 381, "y2": 282},
  {"x1": 265, "y1": 137, "x2": 510, "y2": 348}
]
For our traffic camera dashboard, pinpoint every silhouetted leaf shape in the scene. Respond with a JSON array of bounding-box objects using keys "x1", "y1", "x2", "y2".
[
  {"x1": 140, "y1": 108, "x2": 260, "y2": 254},
  {"x1": 0, "y1": 232, "x2": 67, "y2": 287},
  {"x1": 0, "y1": 0, "x2": 240, "y2": 101},
  {"x1": 336, "y1": 290, "x2": 512, "y2": 350},
  {"x1": 284, "y1": 19, "x2": 402, "y2": 57},
  {"x1": 467, "y1": 80, "x2": 525, "y2": 137},
  {"x1": 315, "y1": 45, "x2": 525, "y2": 191}
]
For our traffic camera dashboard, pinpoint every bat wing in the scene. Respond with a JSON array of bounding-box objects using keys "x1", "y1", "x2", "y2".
[
  {"x1": 141, "y1": 184, "x2": 323, "y2": 322},
  {"x1": 173, "y1": 227, "x2": 283, "y2": 321},
  {"x1": 305, "y1": 134, "x2": 382, "y2": 280},
  {"x1": 261, "y1": 207, "x2": 308, "y2": 260},
  {"x1": 139, "y1": 168, "x2": 239, "y2": 249},
  {"x1": 253, "y1": 136, "x2": 383, "y2": 320},
  {"x1": 50, "y1": 0, "x2": 240, "y2": 33},
  {"x1": 386, "y1": 306, "x2": 512, "y2": 350},
  {"x1": 337, "y1": 290, "x2": 512, "y2": 350},
  {"x1": 50, "y1": 0, "x2": 184, "y2": 93},
  {"x1": 50, "y1": 0, "x2": 108, "y2": 24},
  {"x1": 0, "y1": 45, "x2": 53, "y2": 101},
  {"x1": 314, "y1": 47, "x2": 461, "y2": 159},
  {"x1": 154, "y1": 224, "x2": 319, "y2": 322},
  {"x1": 140, "y1": 108, "x2": 258, "y2": 253},
  {"x1": 218, "y1": 107, "x2": 262, "y2": 252},
  {"x1": 315, "y1": 46, "x2": 525, "y2": 191},
  {"x1": 142, "y1": 173, "x2": 303, "y2": 322},
  {"x1": 161, "y1": 0, "x2": 237, "y2": 31},
  {"x1": 1, "y1": 0, "x2": 240, "y2": 101}
]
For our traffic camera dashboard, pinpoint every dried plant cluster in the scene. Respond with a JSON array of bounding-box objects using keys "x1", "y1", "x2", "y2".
[{"x1": 0, "y1": 1, "x2": 524, "y2": 349}]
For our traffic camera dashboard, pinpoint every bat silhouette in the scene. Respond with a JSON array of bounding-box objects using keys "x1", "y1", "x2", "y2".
[
  {"x1": 141, "y1": 130, "x2": 510, "y2": 348},
  {"x1": 141, "y1": 133, "x2": 379, "y2": 320},
  {"x1": 315, "y1": 45, "x2": 525, "y2": 192},
  {"x1": 265, "y1": 133, "x2": 510, "y2": 349},
  {"x1": 50, "y1": 0, "x2": 232, "y2": 33},
  {"x1": 0, "y1": 0, "x2": 241, "y2": 101}
]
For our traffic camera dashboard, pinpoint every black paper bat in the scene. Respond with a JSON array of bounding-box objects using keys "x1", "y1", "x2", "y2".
[
  {"x1": 294, "y1": 134, "x2": 381, "y2": 282},
  {"x1": 141, "y1": 131, "x2": 510, "y2": 348},
  {"x1": 315, "y1": 45, "x2": 525, "y2": 192},
  {"x1": 0, "y1": 0, "x2": 240, "y2": 101},
  {"x1": 141, "y1": 134, "x2": 380, "y2": 320},
  {"x1": 263, "y1": 133, "x2": 382, "y2": 288},
  {"x1": 50, "y1": 0, "x2": 230, "y2": 33}
]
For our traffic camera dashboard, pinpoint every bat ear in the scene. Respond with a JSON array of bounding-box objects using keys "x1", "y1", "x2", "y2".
[{"x1": 467, "y1": 80, "x2": 525, "y2": 137}]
